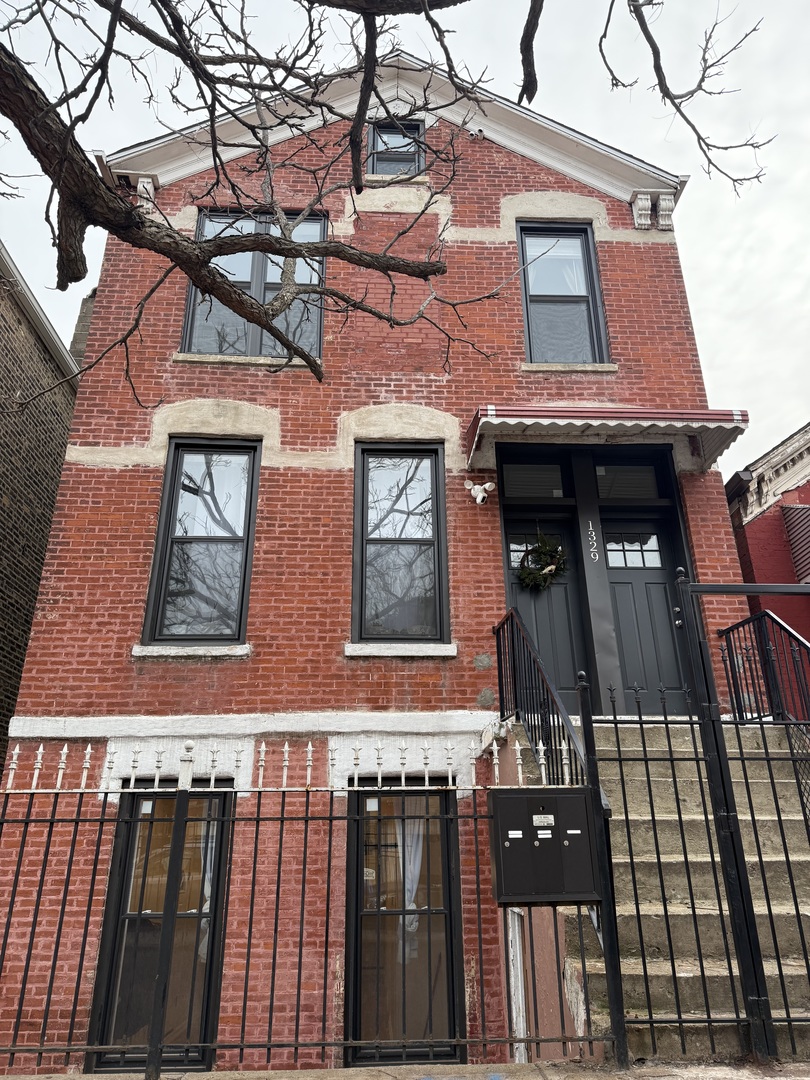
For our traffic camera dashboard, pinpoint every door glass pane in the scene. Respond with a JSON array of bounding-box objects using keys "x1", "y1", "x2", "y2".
[
  {"x1": 174, "y1": 452, "x2": 249, "y2": 538},
  {"x1": 105, "y1": 796, "x2": 222, "y2": 1058},
  {"x1": 357, "y1": 795, "x2": 451, "y2": 1049},
  {"x1": 606, "y1": 532, "x2": 663, "y2": 568},
  {"x1": 367, "y1": 457, "x2": 434, "y2": 539},
  {"x1": 363, "y1": 543, "x2": 437, "y2": 637}
]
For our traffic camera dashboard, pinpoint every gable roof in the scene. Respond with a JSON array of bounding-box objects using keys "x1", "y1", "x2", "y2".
[{"x1": 102, "y1": 51, "x2": 685, "y2": 205}]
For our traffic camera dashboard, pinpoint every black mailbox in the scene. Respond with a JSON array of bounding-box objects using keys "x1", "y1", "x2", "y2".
[{"x1": 488, "y1": 788, "x2": 600, "y2": 904}]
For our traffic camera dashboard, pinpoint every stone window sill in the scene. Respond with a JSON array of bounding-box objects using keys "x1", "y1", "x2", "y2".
[
  {"x1": 172, "y1": 352, "x2": 310, "y2": 369},
  {"x1": 344, "y1": 642, "x2": 458, "y2": 658},
  {"x1": 521, "y1": 362, "x2": 618, "y2": 373},
  {"x1": 132, "y1": 643, "x2": 253, "y2": 660},
  {"x1": 364, "y1": 174, "x2": 431, "y2": 186}
]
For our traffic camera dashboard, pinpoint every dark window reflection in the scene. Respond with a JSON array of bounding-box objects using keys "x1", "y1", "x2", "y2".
[
  {"x1": 355, "y1": 793, "x2": 454, "y2": 1058},
  {"x1": 151, "y1": 446, "x2": 256, "y2": 642},
  {"x1": 103, "y1": 796, "x2": 222, "y2": 1063},
  {"x1": 361, "y1": 454, "x2": 443, "y2": 640},
  {"x1": 187, "y1": 214, "x2": 323, "y2": 357}
]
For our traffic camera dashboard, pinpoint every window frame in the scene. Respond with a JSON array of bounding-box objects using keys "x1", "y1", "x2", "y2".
[
  {"x1": 352, "y1": 443, "x2": 450, "y2": 644},
  {"x1": 89, "y1": 785, "x2": 231, "y2": 1071},
  {"x1": 182, "y1": 211, "x2": 326, "y2": 358},
  {"x1": 142, "y1": 437, "x2": 261, "y2": 646},
  {"x1": 368, "y1": 121, "x2": 425, "y2": 177},
  {"x1": 517, "y1": 222, "x2": 608, "y2": 365}
]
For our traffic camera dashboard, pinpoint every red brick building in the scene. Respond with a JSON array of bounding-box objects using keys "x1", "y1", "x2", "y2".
[
  {"x1": 3, "y1": 56, "x2": 756, "y2": 1072},
  {"x1": 726, "y1": 422, "x2": 810, "y2": 641}
]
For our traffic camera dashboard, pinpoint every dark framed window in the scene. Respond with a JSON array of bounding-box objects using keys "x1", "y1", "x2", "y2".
[
  {"x1": 345, "y1": 787, "x2": 464, "y2": 1063},
  {"x1": 184, "y1": 212, "x2": 324, "y2": 357},
  {"x1": 90, "y1": 789, "x2": 230, "y2": 1070},
  {"x1": 353, "y1": 445, "x2": 449, "y2": 642},
  {"x1": 143, "y1": 439, "x2": 261, "y2": 644},
  {"x1": 518, "y1": 224, "x2": 608, "y2": 364},
  {"x1": 369, "y1": 121, "x2": 424, "y2": 176}
]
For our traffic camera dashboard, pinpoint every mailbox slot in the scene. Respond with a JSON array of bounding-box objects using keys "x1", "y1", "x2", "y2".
[{"x1": 488, "y1": 788, "x2": 600, "y2": 904}]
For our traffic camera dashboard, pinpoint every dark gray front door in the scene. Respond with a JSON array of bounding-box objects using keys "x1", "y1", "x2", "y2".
[
  {"x1": 604, "y1": 522, "x2": 687, "y2": 713},
  {"x1": 506, "y1": 520, "x2": 587, "y2": 713}
]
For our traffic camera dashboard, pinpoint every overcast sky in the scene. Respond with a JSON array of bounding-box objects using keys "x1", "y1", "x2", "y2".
[{"x1": 1, "y1": 0, "x2": 807, "y2": 478}]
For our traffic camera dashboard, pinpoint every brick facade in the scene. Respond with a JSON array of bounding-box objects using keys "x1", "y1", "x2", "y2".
[
  {"x1": 0, "y1": 254, "x2": 76, "y2": 768},
  {"x1": 3, "y1": 79, "x2": 751, "y2": 1072}
]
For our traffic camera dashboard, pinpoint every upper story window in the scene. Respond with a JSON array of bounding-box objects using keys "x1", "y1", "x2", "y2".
[
  {"x1": 519, "y1": 224, "x2": 608, "y2": 364},
  {"x1": 143, "y1": 439, "x2": 261, "y2": 644},
  {"x1": 369, "y1": 121, "x2": 424, "y2": 176},
  {"x1": 185, "y1": 213, "x2": 324, "y2": 358},
  {"x1": 353, "y1": 445, "x2": 449, "y2": 642}
]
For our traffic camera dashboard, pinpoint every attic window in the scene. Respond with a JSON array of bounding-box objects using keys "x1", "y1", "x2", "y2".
[{"x1": 369, "y1": 121, "x2": 424, "y2": 176}]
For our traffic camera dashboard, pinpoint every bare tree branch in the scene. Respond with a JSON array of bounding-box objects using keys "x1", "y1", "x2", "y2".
[{"x1": 0, "y1": 0, "x2": 771, "y2": 390}]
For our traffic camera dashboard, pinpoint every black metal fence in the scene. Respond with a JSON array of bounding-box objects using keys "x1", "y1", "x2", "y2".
[
  {"x1": 0, "y1": 741, "x2": 617, "y2": 1077},
  {"x1": 719, "y1": 608, "x2": 810, "y2": 833}
]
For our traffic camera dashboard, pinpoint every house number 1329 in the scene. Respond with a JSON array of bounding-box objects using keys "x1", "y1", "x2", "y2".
[{"x1": 587, "y1": 520, "x2": 599, "y2": 561}]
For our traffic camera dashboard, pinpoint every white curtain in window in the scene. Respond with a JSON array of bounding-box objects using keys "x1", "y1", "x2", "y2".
[
  {"x1": 394, "y1": 796, "x2": 425, "y2": 964},
  {"x1": 197, "y1": 814, "x2": 217, "y2": 963}
]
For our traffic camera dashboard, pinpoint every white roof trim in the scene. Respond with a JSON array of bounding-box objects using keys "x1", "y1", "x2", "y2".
[
  {"x1": 0, "y1": 240, "x2": 78, "y2": 380},
  {"x1": 105, "y1": 54, "x2": 683, "y2": 205}
]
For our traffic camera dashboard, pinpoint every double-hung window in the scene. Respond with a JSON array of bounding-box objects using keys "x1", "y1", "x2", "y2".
[
  {"x1": 143, "y1": 439, "x2": 260, "y2": 644},
  {"x1": 185, "y1": 213, "x2": 324, "y2": 358},
  {"x1": 353, "y1": 445, "x2": 449, "y2": 642},
  {"x1": 369, "y1": 122, "x2": 424, "y2": 176},
  {"x1": 519, "y1": 224, "x2": 607, "y2": 364}
]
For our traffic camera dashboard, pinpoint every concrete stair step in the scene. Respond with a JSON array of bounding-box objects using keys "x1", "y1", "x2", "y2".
[
  {"x1": 596, "y1": 775, "x2": 805, "y2": 815},
  {"x1": 586, "y1": 957, "x2": 810, "y2": 1015},
  {"x1": 609, "y1": 852, "x2": 810, "y2": 907},
  {"x1": 568, "y1": 905, "x2": 810, "y2": 963},
  {"x1": 608, "y1": 813, "x2": 809, "y2": 857},
  {"x1": 592, "y1": 721, "x2": 796, "y2": 754}
]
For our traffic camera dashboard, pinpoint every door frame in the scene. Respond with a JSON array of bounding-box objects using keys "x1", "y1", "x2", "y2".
[
  {"x1": 87, "y1": 787, "x2": 231, "y2": 1074},
  {"x1": 496, "y1": 444, "x2": 694, "y2": 712},
  {"x1": 343, "y1": 785, "x2": 467, "y2": 1065}
]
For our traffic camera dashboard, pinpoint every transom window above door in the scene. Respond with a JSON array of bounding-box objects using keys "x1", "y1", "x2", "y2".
[{"x1": 518, "y1": 224, "x2": 607, "y2": 365}]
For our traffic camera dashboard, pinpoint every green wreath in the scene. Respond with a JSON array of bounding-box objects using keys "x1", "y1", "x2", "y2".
[{"x1": 517, "y1": 535, "x2": 567, "y2": 590}]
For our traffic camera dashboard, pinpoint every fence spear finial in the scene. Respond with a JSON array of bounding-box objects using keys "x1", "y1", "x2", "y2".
[{"x1": 5, "y1": 744, "x2": 19, "y2": 791}]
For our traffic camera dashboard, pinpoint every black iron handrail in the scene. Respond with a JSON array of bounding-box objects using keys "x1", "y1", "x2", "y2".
[
  {"x1": 493, "y1": 607, "x2": 587, "y2": 786},
  {"x1": 718, "y1": 608, "x2": 810, "y2": 834},
  {"x1": 719, "y1": 608, "x2": 810, "y2": 722}
]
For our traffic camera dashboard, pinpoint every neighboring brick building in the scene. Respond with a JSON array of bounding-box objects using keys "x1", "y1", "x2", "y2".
[
  {"x1": 0, "y1": 240, "x2": 77, "y2": 767},
  {"x1": 3, "y1": 57, "x2": 760, "y2": 1071},
  {"x1": 726, "y1": 421, "x2": 810, "y2": 641}
]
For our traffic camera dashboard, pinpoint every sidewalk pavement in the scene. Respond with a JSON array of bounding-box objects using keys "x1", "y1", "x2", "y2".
[{"x1": 12, "y1": 1062, "x2": 810, "y2": 1080}]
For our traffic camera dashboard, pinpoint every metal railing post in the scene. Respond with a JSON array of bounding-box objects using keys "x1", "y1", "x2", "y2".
[
  {"x1": 675, "y1": 571, "x2": 778, "y2": 1061},
  {"x1": 578, "y1": 672, "x2": 628, "y2": 1069}
]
